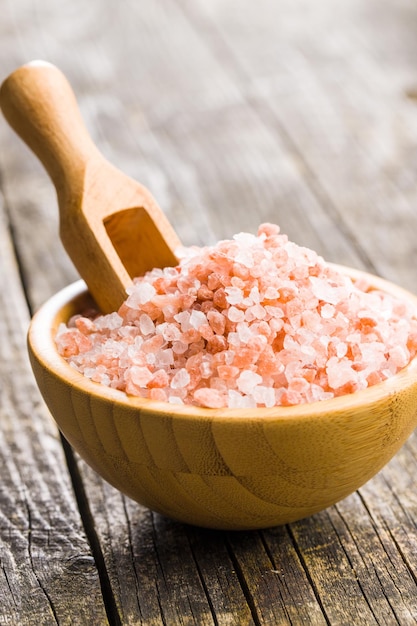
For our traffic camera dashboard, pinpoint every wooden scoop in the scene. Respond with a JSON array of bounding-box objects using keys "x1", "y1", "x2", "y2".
[{"x1": 0, "y1": 61, "x2": 181, "y2": 313}]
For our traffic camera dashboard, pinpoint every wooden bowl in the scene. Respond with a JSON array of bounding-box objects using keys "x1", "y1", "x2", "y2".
[{"x1": 28, "y1": 267, "x2": 417, "y2": 530}]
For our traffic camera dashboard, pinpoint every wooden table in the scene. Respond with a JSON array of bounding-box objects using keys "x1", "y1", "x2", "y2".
[{"x1": 2, "y1": 1, "x2": 417, "y2": 623}]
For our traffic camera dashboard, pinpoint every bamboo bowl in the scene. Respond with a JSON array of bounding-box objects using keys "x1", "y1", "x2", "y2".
[{"x1": 28, "y1": 268, "x2": 417, "y2": 530}]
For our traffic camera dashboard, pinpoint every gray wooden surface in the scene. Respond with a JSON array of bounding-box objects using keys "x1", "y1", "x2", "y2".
[{"x1": 1, "y1": 0, "x2": 417, "y2": 624}]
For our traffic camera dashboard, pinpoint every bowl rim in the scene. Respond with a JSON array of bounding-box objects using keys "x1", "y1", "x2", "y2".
[{"x1": 28, "y1": 267, "x2": 417, "y2": 423}]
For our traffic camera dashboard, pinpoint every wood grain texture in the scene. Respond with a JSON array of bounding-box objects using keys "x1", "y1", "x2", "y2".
[
  {"x1": 0, "y1": 186, "x2": 108, "y2": 623},
  {"x1": 2, "y1": 0, "x2": 417, "y2": 623}
]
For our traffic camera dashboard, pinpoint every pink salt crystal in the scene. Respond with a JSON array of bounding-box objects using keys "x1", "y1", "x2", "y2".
[
  {"x1": 147, "y1": 369, "x2": 169, "y2": 389},
  {"x1": 128, "y1": 366, "x2": 153, "y2": 387},
  {"x1": 75, "y1": 316, "x2": 97, "y2": 334},
  {"x1": 197, "y1": 286, "x2": 214, "y2": 301},
  {"x1": 56, "y1": 330, "x2": 92, "y2": 357},
  {"x1": 207, "y1": 335, "x2": 227, "y2": 354},
  {"x1": 217, "y1": 364, "x2": 240, "y2": 380},
  {"x1": 149, "y1": 388, "x2": 168, "y2": 402},
  {"x1": 141, "y1": 334, "x2": 164, "y2": 353},
  {"x1": 56, "y1": 222, "x2": 417, "y2": 409},
  {"x1": 193, "y1": 388, "x2": 226, "y2": 409}
]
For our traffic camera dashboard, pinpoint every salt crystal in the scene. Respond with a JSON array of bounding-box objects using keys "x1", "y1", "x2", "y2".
[
  {"x1": 168, "y1": 396, "x2": 185, "y2": 405},
  {"x1": 170, "y1": 368, "x2": 191, "y2": 389},
  {"x1": 193, "y1": 388, "x2": 226, "y2": 408},
  {"x1": 56, "y1": 222, "x2": 417, "y2": 409},
  {"x1": 237, "y1": 322, "x2": 255, "y2": 344},
  {"x1": 228, "y1": 307, "x2": 245, "y2": 323},
  {"x1": 189, "y1": 310, "x2": 207, "y2": 329},
  {"x1": 139, "y1": 313, "x2": 155, "y2": 336},
  {"x1": 225, "y1": 286, "x2": 243, "y2": 305},
  {"x1": 174, "y1": 311, "x2": 191, "y2": 331},
  {"x1": 388, "y1": 345, "x2": 410, "y2": 369},
  {"x1": 235, "y1": 249, "x2": 254, "y2": 268},
  {"x1": 227, "y1": 389, "x2": 257, "y2": 408},
  {"x1": 156, "y1": 322, "x2": 181, "y2": 342},
  {"x1": 172, "y1": 341, "x2": 188, "y2": 355},
  {"x1": 128, "y1": 282, "x2": 156, "y2": 306},
  {"x1": 252, "y1": 386, "x2": 276, "y2": 408},
  {"x1": 237, "y1": 370, "x2": 263, "y2": 394},
  {"x1": 156, "y1": 348, "x2": 174, "y2": 367},
  {"x1": 264, "y1": 287, "x2": 279, "y2": 300},
  {"x1": 321, "y1": 304, "x2": 335, "y2": 319},
  {"x1": 310, "y1": 277, "x2": 344, "y2": 305},
  {"x1": 129, "y1": 366, "x2": 153, "y2": 387},
  {"x1": 326, "y1": 358, "x2": 357, "y2": 390}
]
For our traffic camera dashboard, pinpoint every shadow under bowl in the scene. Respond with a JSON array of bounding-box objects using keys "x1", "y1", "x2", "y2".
[{"x1": 27, "y1": 267, "x2": 417, "y2": 530}]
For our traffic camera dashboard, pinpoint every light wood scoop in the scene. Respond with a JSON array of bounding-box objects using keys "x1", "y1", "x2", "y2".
[{"x1": 0, "y1": 61, "x2": 181, "y2": 313}]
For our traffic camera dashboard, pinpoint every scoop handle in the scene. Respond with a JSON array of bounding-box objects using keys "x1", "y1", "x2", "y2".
[{"x1": 0, "y1": 61, "x2": 98, "y2": 202}]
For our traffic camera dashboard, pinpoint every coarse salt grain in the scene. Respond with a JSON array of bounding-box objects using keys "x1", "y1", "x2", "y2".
[{"x1": 55, "y1": 223, "x2": 417, "y2": 409}]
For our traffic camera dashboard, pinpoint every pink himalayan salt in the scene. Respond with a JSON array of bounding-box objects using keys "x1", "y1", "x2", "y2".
[{"x1": 55, "y1": 223, "x2": 417, "y2": 409}]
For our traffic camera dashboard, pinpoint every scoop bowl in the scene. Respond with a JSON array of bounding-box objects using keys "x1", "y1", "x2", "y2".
[{"x1": 28, "y1": 267, "x2": 417, "y2": 530}]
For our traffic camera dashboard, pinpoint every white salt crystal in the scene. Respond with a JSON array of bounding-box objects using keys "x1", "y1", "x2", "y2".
[
  {"x1": 170, "y1": 368, "x2": 191, "y2": 389},
  {"x1": 388, "y1": 345, "x2": 410, "y2": 368},
  {"x1": 326, "y1": 358, "x2": 357, "y2": 389},
  {"x1": 130, "y1": 366, "x2": 153, "y2": 387},
  {"x1": 174, "y1": 311, "x2": 192, "y2": 331},
  {"x1": 321, "y1": 304, "x2": 335, "y2": 319},
  {"x1": 247, "y1": 304, "x2": 266, "y2": 320},
  {"x1": 249, "y1": 286, "x2": 261, "y2": 304},
  {"x1": 264, "y1": 287, "x2": 279, "y2": 300},
  {"x1": 252, "y1": 386, "x2": 276, "y2": 408},
  {"x1": 227, "y1": 389, "x2": 257, "y2": 408},
  {"x1": 168, "y1": 396, "x2": 185, "y2": 405},
  {"x1": 200, "y1": 360, "x2": 214, "y2": 378},
  {"x1": 336, "y1": 342, "x2": 348, "y2": 358},
  {"x1": 310, "y1": 277, "x2": 344, "y2": 305},
  {"x1": 235, "y1": 249, "x2": 254, "y2": 268},
  {"x1": 234, "y1": 231, "x2": 257, "y2": 246},
  {"x1": 227, "y1": 332, "x2": 240, "y2": 346},
  {"x1": 128, "y1": 282, "x2": 156, "y2": 306},
  {"x1": 237, "y1": 370, "x2": 263, "y2": 394},
  {"x1": 228, "y1": 307, "x2": 245, "y2": 323},
  {"x1": 265, "y1": 306, "x2": 285, "y2": 319},
  {"x1": 225, "y1": 286, "x2": 243, "y2": 305},
  {"x1": 156, "y1": 322, "x2": 182, "y2": 342},
  {"x1": 156, "y1": 348, "x2": 174, "y2": 367},
  {"x1": 189, "y1": 310, "x2": 207, "y2": 329},
  {"x1": 56, "y1": 322, "x2": 69, "y2": 337},
  {"x1": 237, "y1": 322, "x2": 254, "y2": 344},
  {"x1": 172, "y1": 341, "x2": 188, "y2": 355},
  {"x1": 139, "y1": 313, "x2": 155, "y2": 336},
  {"x1": 225, "y1": 350, "x2": 235, "y2": 365}
]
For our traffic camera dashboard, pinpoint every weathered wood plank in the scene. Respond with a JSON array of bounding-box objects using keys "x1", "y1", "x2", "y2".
[
  {"x1": 0, "y1": 190, "x2": 108, "y2": 624},
  {"x1": 70, "y1": 461, "x2": 256, "y2": 625},
  {"x1": 3, "y1": 0, "x2": 417, "y2": 624},
  {"x1": 178, "y1": 0, "x2": 417, "y2": 288},
  {"x1": 225, "y1": 529, "x2": 328, "y2": 625}
]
